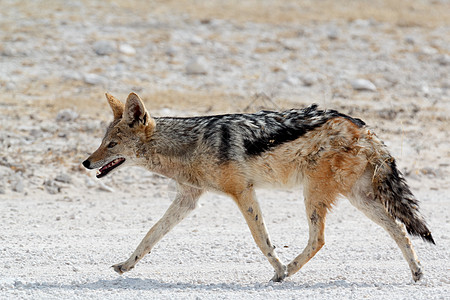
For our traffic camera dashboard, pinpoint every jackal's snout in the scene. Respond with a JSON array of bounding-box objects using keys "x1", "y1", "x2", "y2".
[{"x1": 82, "y1": 159, "x2": 92, "y2": 169}]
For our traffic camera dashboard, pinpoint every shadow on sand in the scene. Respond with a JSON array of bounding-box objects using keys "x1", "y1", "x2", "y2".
[{"x1": 18, "y1": 277, "x2": 404, "y2": 292}]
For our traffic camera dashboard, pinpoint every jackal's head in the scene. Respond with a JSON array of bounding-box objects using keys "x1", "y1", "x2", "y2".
[{"x1": 82, "y1": 92, "x2": 155, "y2": 178}]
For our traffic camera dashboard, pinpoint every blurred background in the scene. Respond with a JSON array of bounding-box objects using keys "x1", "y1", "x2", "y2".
[{"x1": 1, "y1": 0, "x2": 448, "y2": 194}]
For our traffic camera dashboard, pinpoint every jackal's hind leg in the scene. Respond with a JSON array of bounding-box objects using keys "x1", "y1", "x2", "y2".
[
  {"x1": 348, "y1": 186, "x2": 423, "y2": 281},
  {"x1": 286, "y1": 193, "x2": 329, "y2": 277},
  {"x1": 112, "y1": 184, "x2": 203, "y2": 275},
  {"x1": 232, "y1": 187, "x2": 287, "y2": 282}
]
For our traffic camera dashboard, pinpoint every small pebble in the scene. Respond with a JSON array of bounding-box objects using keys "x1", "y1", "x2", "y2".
[
  {"x1": 327, "y1": 27, "x2": 339, "y2": 40},
  {"x1": 11, "y1": 177, "x2": 24, "y2": 193},
  {"x1": 56, "y1": 109, "x2": 79, "y2": 122},
  {"x1": 421, "y1": 46, "x2": 438, "y2": 55},
  {"x1": 1, "y1": 45, "x2": 16, "y2": 56},
  {"x1": 189, "y1": 35, "x2": 204, "y2": 45},
  {"x1": 5, "y1": 82, "x2": 15, "y2": 91},
  {"x1": 92, "y1": 40, "x2": 116, "y2": 56},
  {"x1": 83, "y1": 73, "x2": 107, "y2": 85},
  {"x1": 351, "y1": 79, "x2": 377, "y2": 91},
  {"x1": 62, "y1": 71, "x2": 83, "y2": 81},
  {"x1": 404, "y1": 36, "x2": 415, "y2": 45},
  {"x1": 119, "y1": 44, "x2": 136, "y2": 55},
  {"x1": 283, "y1": 76, "x2": 300, "y2": 86},
  {"x1": 165, "y1": 46, "x2": 179, "y2": 57},
  {"x1": 55, "y1": 173, "x2": 72, "y2": 184},
  {"x1": 301, "y1": 74, "x2": 318, "y2": 86},
  {"x1": 186, "y1": 57, "x2": 208, "y2": 75},
  {"x1": 437, "y1": 54, "x2": 450, "y2": 66},
  {"x1": 44, "y1": 180, "x2": 61, "y2": 194}
]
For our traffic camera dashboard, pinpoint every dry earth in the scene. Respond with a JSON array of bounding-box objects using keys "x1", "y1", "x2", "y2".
[{"x1": 0, "y1": 0, "x2": 449, "y2": 299}]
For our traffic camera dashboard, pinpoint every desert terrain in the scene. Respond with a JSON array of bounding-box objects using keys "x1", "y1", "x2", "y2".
[{"x1": 1, "y1": 0, "x2": 449, "y2": 299}]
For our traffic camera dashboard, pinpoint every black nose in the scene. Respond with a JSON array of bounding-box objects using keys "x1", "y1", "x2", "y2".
[{"x1": 82, "y1": 160, "x2": 91, "y2": 169}]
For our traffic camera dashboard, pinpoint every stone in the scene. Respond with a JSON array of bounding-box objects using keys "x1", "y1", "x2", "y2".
[
  {"x1": 83, "y1": 73, "x2": 107, "y2": 85},
  {"x1": 119, "y1": 44, "x2": 136, "y2": 55},
  {"x1": 421, "y1": 46, "x2": 438, "y2": 55},
  {"x1": 165, "y1": 46, "x2": 179, "y2": 57},
  {"x1": 437, "y1": 54, "x2": 450, "y2": 66},
  {"x1": 404, "y1": 36, "x2": 415, "y2": 45},
  {"x1": 62, "y1": 71, "x2": 83, "y2": 81},
  {"x1": 5, "y1": 82, "x2": 15, "y2": 91},
  {"x1": 93, "y1": 40, "x2": 116, "y2": 56},
  {"x1": 44, "y1": 180, "x2": 61, "y2": 194},
  {"x1": 283, "y1": 76, "x2": 300, "y2": 86},
  {"x1": 351, "y1": 79, "x2": 377, "y2": 91},
  {"x1": 186, "y1": 57, "x2": 208, "y2": 75},
  {"x1": 55, "y1": 173, "x2": 72, "y2": 184},
  {"x1": 189, "y1": 35, "x2": 204, "y2": 45},
  {"x1": 29, "y1": 129, "x2": 42, "y2": 138},
  {"x1": 11, "y1": 176, "x2": 24, "y2": 193},
  {"x1": 56, "y1": 109, "x2": 79, "y2": 122},
  {"x1": 301, "y1": 74, "x2": 318, "y2": 86},
  {"x1": 327, "y1": 27, "x2": 339, "y2": 40},
  {"x1": 1, "y1": 45, "x2": 17, "y2": 56},
  {"x1": 352, "y1": 19, "x2": 371, "y2": 27}
]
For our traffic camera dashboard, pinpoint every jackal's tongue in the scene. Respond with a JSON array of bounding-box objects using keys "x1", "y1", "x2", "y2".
[{"x1": 96, "y1": 158, "x2": 125, "y2": 178}]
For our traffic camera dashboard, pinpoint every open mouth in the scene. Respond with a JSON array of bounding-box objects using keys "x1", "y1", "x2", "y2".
[{"x1": 96, "y1": 158, "x2": 125, "y2": 178}]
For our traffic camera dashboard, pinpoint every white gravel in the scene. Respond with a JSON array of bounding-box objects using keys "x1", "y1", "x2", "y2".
[{"x1": 0, "y1": 184, "x2": 448, "y2": 299}]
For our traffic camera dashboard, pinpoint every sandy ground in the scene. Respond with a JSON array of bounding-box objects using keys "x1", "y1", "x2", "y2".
[{"x1": 1, "y1": 0, "x2": 449, "y2": 299}]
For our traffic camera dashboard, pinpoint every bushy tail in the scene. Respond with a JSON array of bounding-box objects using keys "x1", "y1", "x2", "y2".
[{"x1": 369, "y1": 142, "x2": 435, "y2": 244}]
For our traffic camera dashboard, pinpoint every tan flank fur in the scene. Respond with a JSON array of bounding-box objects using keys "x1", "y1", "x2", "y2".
[{"x1": 83, "y1": 92, "x2": 434, "y2": 282}]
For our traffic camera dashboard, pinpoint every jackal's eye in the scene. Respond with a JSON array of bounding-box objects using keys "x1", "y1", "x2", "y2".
[{"x1": 107, "y1": 141, "x2": 118, "y2": 148}]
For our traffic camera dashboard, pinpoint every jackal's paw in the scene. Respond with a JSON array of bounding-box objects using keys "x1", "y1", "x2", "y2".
[
  {"x1": 112, "y1": 262, "x2": 134, "y2": 275},
  {"x1": 270, "y1": 266, "x2": 288, "y2": 283},
  {"x1": 412, "y1": 269, "x2": 423, "y2": 282}
]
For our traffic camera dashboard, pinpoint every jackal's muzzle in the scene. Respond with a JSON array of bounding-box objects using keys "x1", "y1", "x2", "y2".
[{"x1": 82, "y1": 157, "x2": 126, "y2": 178}]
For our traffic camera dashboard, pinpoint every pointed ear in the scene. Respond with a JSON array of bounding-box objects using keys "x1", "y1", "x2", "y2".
[
  {"x1": 123, "y1": 92, "x2": 154, "y2": 127},
  {"x1": 105, "y1": 93, "x2": 124, "y2": 120}
]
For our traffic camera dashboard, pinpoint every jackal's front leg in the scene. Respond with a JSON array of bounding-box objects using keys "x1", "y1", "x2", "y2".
[
  {"x1": 112, "y1": 184, "x2": 203, "y2": 275},
  {"x1": 232, "y1": 187, "x2": 287, "y2": 282}
]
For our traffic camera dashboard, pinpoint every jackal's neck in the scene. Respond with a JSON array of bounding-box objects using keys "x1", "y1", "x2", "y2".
[
  {"x1": 148, "y1": 118, "x2": 200, "y2": 158},
  {"x1": 136, "y1": 118, "x2": 203, "y2": 185}
]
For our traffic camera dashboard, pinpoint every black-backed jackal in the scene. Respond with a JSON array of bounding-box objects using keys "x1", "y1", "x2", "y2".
[{"x1": 83, "y1": 93, "x2": 434, "y2": 282}]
